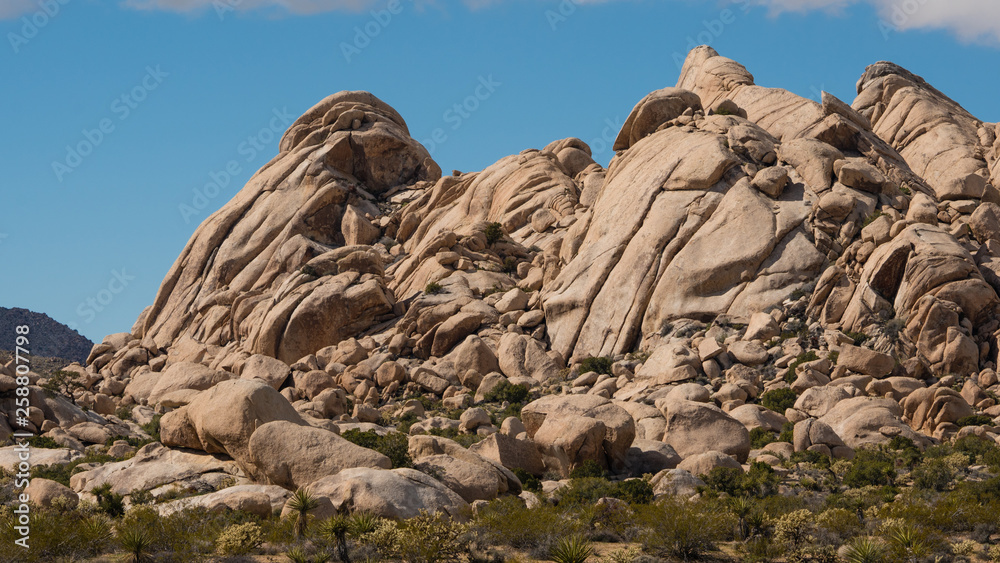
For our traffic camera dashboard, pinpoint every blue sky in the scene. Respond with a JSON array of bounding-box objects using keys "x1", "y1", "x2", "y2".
[{"x1": 2, "y1": 0, "x2": 998, "y2": 345}]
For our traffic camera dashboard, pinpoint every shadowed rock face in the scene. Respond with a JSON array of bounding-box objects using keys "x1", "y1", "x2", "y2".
[
  {"x1": 854, "y1": 62, "x2": 998, "y2": 202},
  {"x1": 135, "y1": 92, "x2": 440, "y2": 362}
]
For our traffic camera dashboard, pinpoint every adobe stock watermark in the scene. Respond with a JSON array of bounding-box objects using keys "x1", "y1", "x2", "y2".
[
  {"x1": 51, "y1": 65, "x2": 169, "y2": 183},
  {"x1": 7, "y1": 0, "x2": 71, "y2": 54},
  {"x1": 178, "y1": 107, "x2": 295, "y2": 224},
  {"x1": 75, "y1": 268, "x2": 136, "y2": 325},
  {"x1": 671, "y1": 0, "x2": 752, "y2": 70},
  {"x1": 878, "y1": 0, "x2": 929, "y2": 40},
  {"x1": 419, "y1": 75, "x2": 501, "y2": 156},
  {"x1": 340, "y1": 0, "x2": 416, "y2": 64}
]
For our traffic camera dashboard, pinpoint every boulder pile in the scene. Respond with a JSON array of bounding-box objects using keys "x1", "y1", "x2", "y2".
[{"x1": 5, "y1": 47, "x2": 1000, "y2": 516}]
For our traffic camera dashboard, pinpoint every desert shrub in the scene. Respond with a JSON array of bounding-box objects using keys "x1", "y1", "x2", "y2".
[
  {"x1": 128, "y1": 489, "x2": 154, "y2": 506},
  {"x1": 549, "y1": 534, "x2": 593, "y2": 563},
  {"x1": 424, "y1": 282, "x2": 443, "y2": 295},
  {"x1": 954, "y1": 435, "x2": 1000, "y2": 465},
  {"x1": 482, "y1": 380, "x2": 530, "y2": 404},
  {"x1": 951, "y1": 539, "x2": 979, "y2": 556},
  {"x1": 30, "y1": 451, "x2": 116, "y2": 487},
  {"x1": 340, "y1": 429, "x2": 412, "y2": 469},
  {"x1": 559, "y1": 476, "x2": 653, "y2": 507},
  {"x1": 760, "y1": 388, "x2": 797, "y2": 414},
  {"x1": 614, "y1": 479, "x2": 654, "y2": 505},
  {"x1": 636, "y1": 497, "x2": 730, "y2": 560},
  {"x1": 887, "y1": 436, "x2": 923, "y2": 469},
  {"x1": 749, "y1": 427, "x2": 777, "y2": 449},
  {"x1": 216, "y1": 521, "x2": 264, "y2": 555},
  {"x1": 23, "y1": 436, "x2": 60, "y2": 449},
  {"x1": 957, "y1": 414, "x2": 994, "y2": 427},
  {"x1": 816, "y1": 507, "x2": 861, "y2": 541},
  {"x1": 395, "y1": 510, "x2": 468, "y2": 563},
  {"x1": 569, "y1": 460, "x2": 607, "y2": 479},
  {"x1": 116, "y1": 405, "x2": 133, "y2": 421},
  {"x1": 501, "y1": 256, "x2": 519, "y2": 274},
  {"x1": 474, "y1": 496, "x2": 579, "y2": 550},
  {"x1": 702, "y1": 462, "x2": 780, "y2": 499},
  {"x1": 0, "y1": 509, "x2": 114, "y2": 562},
  {"x1": 483, "y1": 222, "x2": 504, "y2": 245},
  {"x1": 778, "y1": 421, "x2": 795, "y2": 443},
  {"x1": 141, "y1": 414, "x2": 161, "y2": 442},
  {"x1": 92, "y1": 483, "x2": 125, "y2": 518},
  {"x1": 578, "y1": 356, "x2": 614, "y2": 376},
  {"x1": 911, "y1": 458, "x2": 954, "y2": 491},
  {"x1": 843, "y1": 450, "x2": 896, "y2": 488},
  {"x1": 785, "y1": 351, "x2": 819, "y2": 383},
  {"x1": 512, "y1": 468, "x2": 541, "y2": 492},
  {"x1": 773, "y1": 509, "x2": 815, "y2": 550}
]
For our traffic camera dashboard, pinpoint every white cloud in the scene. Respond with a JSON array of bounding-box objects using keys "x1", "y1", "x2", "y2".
[
  {"x1": 0, "y1": 0, "x2": 50, "y2": 20},
  {"x1": 750, "y1": 0, "x2": 1000, "y2": 43}
]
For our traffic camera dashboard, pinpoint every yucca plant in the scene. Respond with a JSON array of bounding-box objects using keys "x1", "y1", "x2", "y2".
[
  {"x1": 729, "y1": 496, "x2": 757, "y2": 540},
  {"x1": 886, "y1": 523, "x2": 929, "y2": 562},
  {"x1": 286, "y1": 546, "x2": 312, "y2": 563},
  {"x1": 844, "y1": 537, "x2": 887, "y2": 563},
  {"x1": 288, "y1": 488, "x2": 321, "y2": 540},
  {"x1": 549, "y1": 534, "x2": 594, "y2": 563},
  {"x1": 318, "y1": 514, "x2": 352, "y2": 563},
  {"x1": 349, "y1": 511, "x2": 380, "y2": 537},
  {"x1": 117, "y1": 523, "x2": 154, "y2": 563}
]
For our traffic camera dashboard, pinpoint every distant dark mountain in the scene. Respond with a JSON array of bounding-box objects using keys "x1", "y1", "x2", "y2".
[{"x1": 0, "y1": 307, "x2": 94, "y2": 363}]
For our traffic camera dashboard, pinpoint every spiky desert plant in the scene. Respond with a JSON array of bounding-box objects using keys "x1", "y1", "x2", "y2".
[
  {"x1": 117, "y1": 523, "x2": 154, "y2": 563},
  {"x1": 288, "y1": 488, "x2": 320, "y2": 540},
  {"x1": 843, "y1": 537, "x2": 886, "y2": 563},
  {"x1": 318, "y1": 514, "x2": 352, "y2": 563},
  {"x1": 549, "y1": 534, "x2": 594, "y2": 563}
]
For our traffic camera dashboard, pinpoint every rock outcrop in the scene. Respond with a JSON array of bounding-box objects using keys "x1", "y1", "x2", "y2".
[{"x1": 9, "y1": 46, "x2": 1000, "y2": 525}]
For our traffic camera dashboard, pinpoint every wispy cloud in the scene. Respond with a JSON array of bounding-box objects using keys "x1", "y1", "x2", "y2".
[
  {"x1": 749, "y1": 0, "x2": 1000, "y2": 43},
  {"x1": 0, "y1": 0, "x2": 48, "y2": 20}
]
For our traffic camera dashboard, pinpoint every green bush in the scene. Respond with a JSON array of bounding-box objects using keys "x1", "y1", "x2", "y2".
[
  {"x1": 474, "y1": 496, "x2": 581, "y2": 550},
  {"x1": 911, "y1": 458, "x2": 954, "y2": 491},
  {"x1": 749, "y1": 427, "x2": 777, "y2": 449},
  {"x1": 92, "y1": 483, "x2": 125, "y2": 518},
  {"x1": 578, "y1": 356, "x2": 613, "y2": 376},
  {"x1": 23, "y1": 436, "x2": 61, "y2": 449},
  {"x1": 956, "y1": 415, "x2": 994, "y2": 427},
  {"x1": 637, "y1": 497, "x2": 730, "y2": 560},
  {"x1": 340, "y1": 429, "x2": 412, "y2": 469},
  {"x1": 614, "y1": 479, "x2": 654, "y2": 505},
  {"x1": 843, "y1": 450, "x2": 896, "y2": 488},
  {"x1": 424, "y1": 282, "x2": 444, "y2": 295},
  {"x1": 569, "y1": 460, "x2": 606, "y2": 479},
  {"x1": 702, "y1": 462, "x2": 781, "y2": 499},
  {"x1": 512, "y1": 468, "x2": 541, "y2": 492},
  {"x1": 30, "y1": 451, "x2": 116, "y2": 487},
  {"x1": 778, "y1": 421, "x2": 795, "y2": 443},
  {"x1": 760, "y1": 388, "x2": 797, "y2": 414},
  {"x1": 141, "y1": 414, "x2": 161, "y2": 443},
  {"x1": 394, "y1": 510, "x2": 468, "y2": 563},
  {"x1": 482, "y1": 381, "x2": 530, "y2": 404},
  {"x1": 483, "y1": 222, "x2": 504, "y2": 245},
  {"x1": 215, "y1": 522, "x2": 264, "y2": 555},
  {"x1": 785, "y1": 352, "x2": 819, "y2": 383}
]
